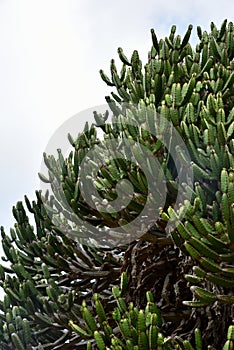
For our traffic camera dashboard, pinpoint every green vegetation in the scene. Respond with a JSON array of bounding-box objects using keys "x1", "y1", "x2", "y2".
[{"x1": 0, "y1": 19, "x2": 234, "y2": 349}]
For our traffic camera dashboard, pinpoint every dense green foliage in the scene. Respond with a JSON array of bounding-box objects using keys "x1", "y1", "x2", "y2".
[
  {"x1": 70, "y1": 273, "x2": 234, "y2": 350},
  {"x1": 0, "y1": 19, "x2": 234, "y2": 349}
]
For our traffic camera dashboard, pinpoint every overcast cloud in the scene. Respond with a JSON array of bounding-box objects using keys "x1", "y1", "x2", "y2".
[{"x1": 0, "y1": 1, "x2": 233, "y2": 289}]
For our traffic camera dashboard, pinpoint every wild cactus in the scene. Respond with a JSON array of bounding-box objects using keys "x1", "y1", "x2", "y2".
[
  {"x1": 0, "y1": 19, "x2": 233, "y2": 349},
  {"x1": 97, "y1": 19, "x2": 234, "y2": 346},
  {"x1": 69, "y1": 273, "x2": 234, "y2": 350},
  {"x1": 0, "y1": 195, "x2": 122, "y2": 349}
]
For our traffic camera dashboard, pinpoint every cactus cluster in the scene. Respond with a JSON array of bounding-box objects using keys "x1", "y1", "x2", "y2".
[
  {"x1": 167, "y1": 168, "x2": 234, "y2": 307},
  {"x1": 0, "y1": 19, "x2": 234, "y2": 349},
  {"x1": 0, "y1": 195, "x2": 123, "y2": 349},
  {"x1": 69, "y1": 272, "x2": 234, "y2": 350},
  {"x1": 97, "y1": 19, "x2": 234, "y2": 342}
]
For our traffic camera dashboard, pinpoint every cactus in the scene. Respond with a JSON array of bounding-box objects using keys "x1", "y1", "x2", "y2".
[
  {"x1": 0, "y1": 195, "x2": 123, "y2": 349},
  {"x1": 68, "y1": 273, "x2": 234, "y2": 350},
  {"x1": 0, "y1": 20, "x2": 234, "y2": 349},
  {"x1": 98, "y1": 19, "x2": 234, "y2": 347}
]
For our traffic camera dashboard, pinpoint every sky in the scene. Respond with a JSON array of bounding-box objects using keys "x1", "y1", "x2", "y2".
[{"x1": 0, "y1": 0, "x2": 233, "y2": 289}]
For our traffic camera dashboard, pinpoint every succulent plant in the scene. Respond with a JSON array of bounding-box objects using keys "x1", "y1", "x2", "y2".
[
  {"x1": 69, "y1": 272, "x2": 234, "y2": 350},
  {"x1": 0, "y1": 195, "x2": 123, "y2": 349},
  {"x1": 97, "y1": 19, "x2": 234, "y2": 346},
  {"x1": 0, "y1": 19, "x2": 233, "y2": 350}
]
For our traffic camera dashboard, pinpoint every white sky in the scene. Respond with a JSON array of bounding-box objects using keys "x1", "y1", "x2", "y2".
[{"x1": 0, "y1": 0, "x2": 233, "y2": 282}]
